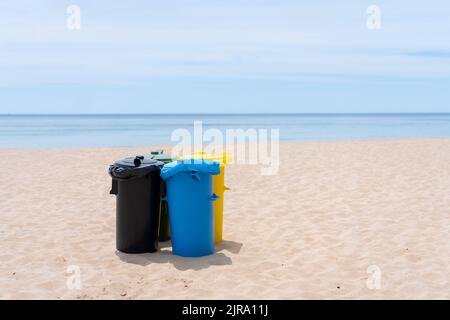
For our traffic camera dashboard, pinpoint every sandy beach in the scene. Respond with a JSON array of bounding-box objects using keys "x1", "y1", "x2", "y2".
[{"x1": 0, "y1": 138, "x2": 449, "y2": 299}]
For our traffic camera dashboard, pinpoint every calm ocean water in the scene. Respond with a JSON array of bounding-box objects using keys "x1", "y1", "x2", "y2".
[{"x1": 1, "y1": 114, "x2": 450, "y2": 148}]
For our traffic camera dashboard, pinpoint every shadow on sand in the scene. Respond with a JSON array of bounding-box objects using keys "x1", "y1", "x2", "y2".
[{"x1": 116, "y1": 240, "x2": 243, "y2": 271}]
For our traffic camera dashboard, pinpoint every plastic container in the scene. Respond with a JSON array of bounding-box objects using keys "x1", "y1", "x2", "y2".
[
  {"x1": 160, "y1": 159, "x2": 220, "y2": 257},
  {"x1": 149, "y1": 149, "x2": 173, "y2": 164},
  {"x1": 109, "y1": 156, "x2": 164, "y2": 253},
  {"x1": 180, "y1": 152, "x2": 230, "y2": 243},
  {"x1": 149, "y1": 150, "x2": 173, "y2": 242}
]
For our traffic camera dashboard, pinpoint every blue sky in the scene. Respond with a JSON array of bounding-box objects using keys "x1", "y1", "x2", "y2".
[{"x1": 0, "y1": 0, "x2": 449, "y2": 114}]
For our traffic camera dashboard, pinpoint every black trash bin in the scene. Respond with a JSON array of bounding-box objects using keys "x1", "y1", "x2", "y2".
[{"x1": 109, "y1": 155, "x2": 164, "y2": 253}]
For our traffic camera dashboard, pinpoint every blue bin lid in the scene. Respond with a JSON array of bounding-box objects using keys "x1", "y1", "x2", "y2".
[{"x1": 160, "y1": 159, "x2": 220, "y2": 181}]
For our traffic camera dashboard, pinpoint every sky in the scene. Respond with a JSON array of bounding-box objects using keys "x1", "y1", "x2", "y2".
[{"x1": 0, "y1": 0, "x2": 450, "y2": 114}]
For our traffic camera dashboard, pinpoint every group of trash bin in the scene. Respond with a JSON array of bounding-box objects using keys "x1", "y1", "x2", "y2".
[{"x1": 109, "y1": 150, "x2": 230, "y2": 257}]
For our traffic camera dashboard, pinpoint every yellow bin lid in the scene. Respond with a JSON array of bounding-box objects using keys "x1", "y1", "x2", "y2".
[{"x1": 179, "y1": 151, "x2": 230, "y2": 165}]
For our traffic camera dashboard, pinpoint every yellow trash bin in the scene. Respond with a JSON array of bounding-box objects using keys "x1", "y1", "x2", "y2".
[{"x1": 179, "y1": 151, "x2": 230, "y2": 243}]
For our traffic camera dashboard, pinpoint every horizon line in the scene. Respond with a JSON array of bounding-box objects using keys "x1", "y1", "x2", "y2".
[{"x1": 1, "y1": 112, "x2": 450, "y2": 116}]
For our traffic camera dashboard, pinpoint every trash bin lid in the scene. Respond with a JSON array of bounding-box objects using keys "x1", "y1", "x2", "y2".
[
  {"x1": 147, "y1": 150, "x2": 173, "y2": 164},
  {"x1": 160, "y1": 159, "x2": 220, "y2": 181},
  {"x1": 149, "y1": 154, "x2": 173, "y2": 164},
  {"x1": 109, "y1": 155, "x2": 164, "y2": 180},
  {"x1": 151, "y1": 155, "x2": 173, "y2": 164}
]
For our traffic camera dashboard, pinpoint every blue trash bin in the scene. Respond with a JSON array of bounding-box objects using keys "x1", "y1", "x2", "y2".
[{"x1": 160, "y1": 159, "x2": 220, "y2": 257}]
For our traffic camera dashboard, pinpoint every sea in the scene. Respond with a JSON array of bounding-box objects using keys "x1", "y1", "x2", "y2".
[{"x1": 1, "y1": 113, "x2": 450, "y2": 148}]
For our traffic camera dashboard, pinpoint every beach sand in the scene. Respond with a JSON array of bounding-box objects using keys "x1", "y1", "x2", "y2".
[{"x1": 0, "y1": 138, "x2": 449, "y2": 299}]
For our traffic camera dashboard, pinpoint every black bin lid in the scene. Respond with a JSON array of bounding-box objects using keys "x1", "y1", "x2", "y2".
[{"x1": 109, "y1": 155, "x2": 164, "y2": 180}]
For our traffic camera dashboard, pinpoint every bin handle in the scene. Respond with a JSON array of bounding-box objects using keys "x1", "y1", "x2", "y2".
[
  {"x1": 190, "y1": 170, "x2": 200, "y2": 182},
  {"x1": 134, "y1": 156, "x2": 144, "y2": 167},
  {"x1": 210, "y1": 193, "x2": 220, "y2": 201},
  {"x1": 224, "y1": 185, "x2": 231, "y2": 191},
  {"x1": 151, "y1": 149, "x2": 164, "y2": 155},
  {"x1": 110, "y1": 180, "x2": 118, "y2": 195}
]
